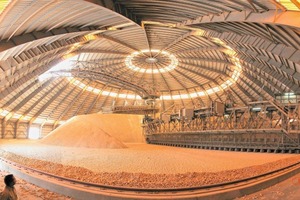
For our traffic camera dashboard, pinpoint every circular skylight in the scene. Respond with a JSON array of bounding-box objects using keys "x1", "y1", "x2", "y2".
[{"x1": 125, "y1": 49, "x2": 178, "y2": 73}]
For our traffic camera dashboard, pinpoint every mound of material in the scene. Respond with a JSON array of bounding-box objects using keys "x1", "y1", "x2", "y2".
[
  {"x1": 90, "y1": 113, "x2": 145, "y2": 143},
  {"x1": 41, "y1": 114, "x2": 133, "y2": 149}
]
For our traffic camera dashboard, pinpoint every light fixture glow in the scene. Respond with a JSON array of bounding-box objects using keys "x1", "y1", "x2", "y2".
[
  {"x1": 108, "y1": 27, "x2": 117, "y2": 31},
  {"x1": 180, "y1": 94, "x2": 189, "y2": 98},
  {"x1": 84, "y1": 34, "x2": 97, "y2": 41},
  {"x1": 125, "y1": 49, "x2": 179, "y2": 74},
  {"x1": 0, "y1": 109, "x2": 63, "y2": 125},
  {"x1": 118, "y1": 94, "x2": 126, "y2": 98},
  {"x1": 192, "y1": 30, "x2": 205, "y2": 36},
  {"x1": 276, "y1": 0, "x2": 300, "y2": 11},
  {"x1": 207, "y1": 89, "x2": 214, "y2": 94},
  {"x1": 197, "y1": 91, "x2": 205, "y2": 96},
  {"x1": 38, "y1": 56, "x2": 78, "y2": 81},
  {"x1": 0, "y1": 110, "x2": 9, "y2": 116},
  {"x1": 190, "y1": 93, "x2": 198, "y2": 98},
  {"x1": 65, "y1": 37, "x2": 242, "y2": 101},
  {"x1": 252, "y1": 107, "x2": 262, "y2": 111},
  {"x1": 0, "y1": 0, "x2": 11, "y2": 14},
  {"x1": 12, "y1": 113, "x2": 22, "y2": 119},
  {"x1": 28, "y1": 126, "x2": 40, "y2": 140}
]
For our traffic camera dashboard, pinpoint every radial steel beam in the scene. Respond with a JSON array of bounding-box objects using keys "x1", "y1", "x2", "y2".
[
  {"x1": 29, "y1": 80, "x2": 72, "y2": 124},
  {"x1": 100, "y1": 34, "x2": 139, "y2": 51},
  {"x1": 0, "y1": 43, "x2": 74, "y2": 94},
  {"x1": 84, "y1": 84, "x2": 104, "y2": 114},
  {"x1": 53, "y1": 80, "x2": 92, "y2": 129},
  {"x1": 84, "y1": 0, "x2": 114, "y2": 9},
  {"x1": 16, "y1": 78, "x2": 64, "y2": 123},
  {"x1": 75, "y1": 49, "x2": 128, "y2": 55},
  {"x1": 179, "y1": 62, "x2": 227, "y2": 75},
  {"x1": 7, "y1": 78, "x2": 54, "y2": 120},
  {"x1": 0, "y1": 36, "x2": 84, "y2": 85},
  {"x1": 50, "y1": 69, "x2": 150, "y2": 98},
  {"x1": 175, "y1": 67, "x2": 216, "y2": 83},
  {"x1": 163, "y1": 31, "x2": 193, "y2": 51},
  {"x1": 140, "y1": 24, "x2": 152, "y2": 53},
  {"x1": 246, "y1": 0, "x2": 259, "y2": 12},
  {"x1": 41, "y1": 80, "x2": 79, "y2": 127},
  {"x1": 177, "y1": 57, "x2": 232, "y2": 65},
  {"x1": 232, "y1": 45, "x2": 300, "y2": 81},
  {"x1": 152, "y1": 69, "x2": 171, "y2": 93},
  {"x1": 228, "y1": 86, "x2": 247, "y2": 106},
  {"x1": 239, "y1": 56, "x2": 300, "y2": 92},
  {"x1": 7, "y1": 1, "x2": 55, "y2": 40},
  {"x1": 176, "y1": 10, "x2": 300, "y2": 28},
  {"x1": 239, "y1": 75, "x2": 262, "y2": 99},
  {"x1": 270, "y1": 0, "x2": 287, "y2": 11},
  {"x1": 235, "y1": 81, "x2": 255, "y2": 102},
  {"x1": 174, "y1": 46, "x2": 225, "y2": 55},
  {"x1": 72, "y1": 85, "x2": 95, "y2": 117},
  {"x1": 1, "y1": 80, "x2": 38, "y2": 108},
  {"x1": 0, "y1": 58, "x2": 63, "y2": 100},
  {"x1": 113, "y1": 0, "x2": 141, "y2": 25},
  {"x1": 242, "y1": 64, "x2": 284, "y2": 93},
  {"x1": 242, "y1": 71, "x2": 274, "y2": 99},
  {"x1": 0, "y1": 26, "x2": 98, "y2": 52}
]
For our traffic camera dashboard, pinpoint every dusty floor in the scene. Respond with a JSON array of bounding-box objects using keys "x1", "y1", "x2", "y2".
[
  {"x1": 0, "y1": 139, "x2": 300, "y2": 198},
  {"x1": 0, "y1": 139, "x2": 297, "y2": 174},
  {"x1": 236, "y1": 172, "x2": 300, "y2": 200}
]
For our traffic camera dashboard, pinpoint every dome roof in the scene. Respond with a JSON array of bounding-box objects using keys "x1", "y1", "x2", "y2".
[{"x1": 0, "y1": 0, "x2": 299, "y2": 125}]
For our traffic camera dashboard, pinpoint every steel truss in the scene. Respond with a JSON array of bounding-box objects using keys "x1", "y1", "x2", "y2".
[
  {"x1": 113, "y1": 105, "x2": 158, "y2": 115},
  {"x1": 144, "y1": 101, "x2": 300, "y2": 153}
]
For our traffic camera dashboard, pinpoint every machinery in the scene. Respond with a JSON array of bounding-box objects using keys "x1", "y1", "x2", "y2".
[{"x1": 143, "y1": 99, "x2": 300, "y2": 153}]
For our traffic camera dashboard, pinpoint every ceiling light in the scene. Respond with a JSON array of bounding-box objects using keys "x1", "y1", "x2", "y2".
[
  {"x1": 145, "y1": 57, "x2": 158, "y2": 63},
  {"x1": 107, "y1": 26, "x2": 119, "y2": 31},
  {"x1": 276, "y1": 0, "x2": 300, "y2": 11},
  {"x1": 125, "y1": 49, "x2": 178, "y2": 74},
  {"x1": 0, "y1": 0, "x2": 11, "y2": 14},
  {"x1": 84, "y1": 34, "x2": 97, "y2": 41},
  {"x1": 192, "y1": 30, "x2": 205, "y2": 36}
]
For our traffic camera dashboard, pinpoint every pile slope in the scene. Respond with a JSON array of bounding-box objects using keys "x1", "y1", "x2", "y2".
[
  {"x1": 41, "y1": 113, "x2": 144, "y2": 148},
  {"x1": 91, "y1": 113, "x2": 145, "y2": 143}
]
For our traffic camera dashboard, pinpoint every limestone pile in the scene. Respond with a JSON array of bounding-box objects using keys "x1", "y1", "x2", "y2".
[
  {"x1": 88, "y1": 113, "x2": 145, "y2": 143},
  {"x1": 41, "y1": 114, "x2": 133, "y2": 148}
]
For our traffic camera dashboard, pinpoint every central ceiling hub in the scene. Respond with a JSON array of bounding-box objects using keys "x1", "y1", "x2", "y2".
[
  {"x1": 125, "y1": 49, "x2": 178, "y2": 74},
  {"x1": 145, "y1": 57, "x2": 158, "y2": 63}
]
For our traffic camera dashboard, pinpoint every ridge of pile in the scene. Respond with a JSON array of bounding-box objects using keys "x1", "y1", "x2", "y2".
[{"x1": 40, "y1": 114, "x2": 137, "y2": 149}]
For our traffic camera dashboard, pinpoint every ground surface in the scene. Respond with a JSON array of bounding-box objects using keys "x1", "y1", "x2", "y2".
[
  {"x1": 236, "y1": 172, "x2": 300, "y2": 200},
  {"x1": 0, "y1": 139, "x2": 300, "y2": 198},
  {"x1": 0, "y1": 139, "x2": 297, "y2": 174}
]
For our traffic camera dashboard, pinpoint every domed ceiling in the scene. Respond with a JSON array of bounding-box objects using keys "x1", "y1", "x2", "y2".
[{"x1": 0, "y1": 0, "x2": 300, "y2": 127}]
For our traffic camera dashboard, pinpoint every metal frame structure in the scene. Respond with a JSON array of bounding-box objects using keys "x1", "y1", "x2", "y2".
[{"x1": 144, "y1": 100, "x2": 300, "y2": 152}]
